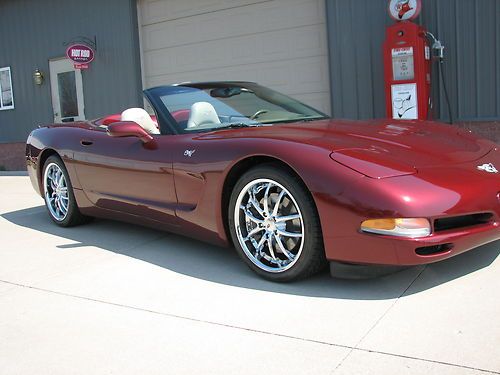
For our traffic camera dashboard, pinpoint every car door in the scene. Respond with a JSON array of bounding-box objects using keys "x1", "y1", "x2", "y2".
[{"x1": 72, "y1": 128, "x2": 178, "y2": 225}]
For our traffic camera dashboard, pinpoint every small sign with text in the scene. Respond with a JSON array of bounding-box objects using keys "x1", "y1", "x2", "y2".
[{"x1": 66, "y1": 44, "x2": 94, "y2": 70}]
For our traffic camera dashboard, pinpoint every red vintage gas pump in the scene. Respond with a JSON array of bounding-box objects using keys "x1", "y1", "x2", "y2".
[{"x1": 383, "y1": 0, "x2": 431, "y2": 120}]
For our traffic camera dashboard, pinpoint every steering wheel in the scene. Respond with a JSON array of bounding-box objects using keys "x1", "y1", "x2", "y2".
[{"x1": 249, "y1": 109, "x2": 269, "y2": 120}]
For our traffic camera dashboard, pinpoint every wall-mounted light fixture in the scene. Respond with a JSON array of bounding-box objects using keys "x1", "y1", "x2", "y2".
[{"x1": 33, "y1": 69, "x2": 44, "y2": 85}]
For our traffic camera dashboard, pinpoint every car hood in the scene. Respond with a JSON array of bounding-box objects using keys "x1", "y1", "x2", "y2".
[{"x1": 216, "y1": 118, "x2": 495, "y2": 178}]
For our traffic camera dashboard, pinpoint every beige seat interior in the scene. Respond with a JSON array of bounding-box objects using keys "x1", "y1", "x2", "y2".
[
  {"x1": 121, "y1": 108, "x2": 160, "y2": 135},
  {"x1": 187, "y1": 102, "x2": 221, "y2": 128}
]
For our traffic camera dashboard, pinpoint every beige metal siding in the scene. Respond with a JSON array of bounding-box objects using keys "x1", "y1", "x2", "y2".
[{"x1": 138, "y1": 0, "x2": 331, "y2": 114}]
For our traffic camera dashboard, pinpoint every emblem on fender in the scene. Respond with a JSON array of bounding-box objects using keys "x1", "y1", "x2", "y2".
[
  {"x1": 184, "y1": 149, "x2": 196, "y2": 157},
  {"x1": 477, "y1": 163, "x2": 498, "y2": 173}
]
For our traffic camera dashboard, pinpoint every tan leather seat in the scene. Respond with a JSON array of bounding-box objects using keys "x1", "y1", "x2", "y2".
[{"x1": 186, "y1": 102, "x2": 221, "y2": 128}]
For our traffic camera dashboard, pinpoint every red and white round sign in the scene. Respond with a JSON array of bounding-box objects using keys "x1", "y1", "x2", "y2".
[
  {"x1": 388, "y1": 0, "x2": 422, "y2": 21},
  {"x1": 66, "y1": 44, "x2": 95, "y2": 64}
]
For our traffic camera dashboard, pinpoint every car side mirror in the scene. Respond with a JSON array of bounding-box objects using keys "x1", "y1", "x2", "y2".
[{"x1": 107, "y1": 121, "x2": 156, "y2": 148}]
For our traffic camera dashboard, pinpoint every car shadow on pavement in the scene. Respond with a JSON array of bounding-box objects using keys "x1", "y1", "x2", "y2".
[{"x1": 3, "y1": 205, "x2": 499, "y2": 300}]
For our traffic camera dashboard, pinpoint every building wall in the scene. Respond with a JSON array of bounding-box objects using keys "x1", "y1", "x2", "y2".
[
  {"x1": 0, "y1": 0, "x2": 143, "y2": 143},
  {"x1": 0, "y1": 143, "x2": 25, "y2": 171},
  {"x1": 326, "y1": 0, "x2": 500, "y2": 122}
]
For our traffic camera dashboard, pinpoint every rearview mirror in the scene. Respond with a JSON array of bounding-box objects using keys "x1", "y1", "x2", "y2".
[
  {"x1": 210, "y1": 87, "x2": 243, "y2": 98},
  {"x1": 107, "y1": 121, "x2": 155, "y2": 147}
]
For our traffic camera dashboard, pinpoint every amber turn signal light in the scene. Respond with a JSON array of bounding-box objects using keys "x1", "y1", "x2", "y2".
[{"x1": 361, "y1": 218, "x2": 431, "y2": 238}]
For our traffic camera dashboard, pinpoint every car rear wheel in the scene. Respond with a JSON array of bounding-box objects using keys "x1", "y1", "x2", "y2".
[
  {"x1": 229, "y1": 165, "x2": 326, "y2": 282},
  {"x1": 42, "y1": 155, "x2": 91, "y2": 227}
]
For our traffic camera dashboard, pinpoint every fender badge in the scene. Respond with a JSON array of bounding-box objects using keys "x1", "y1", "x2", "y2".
[
  {"x1": 477, "y1": 163, "x2": 498, "y2": 173},
  {"x1": 184, "y1": 149, "x2": 196, "y2": 157}
]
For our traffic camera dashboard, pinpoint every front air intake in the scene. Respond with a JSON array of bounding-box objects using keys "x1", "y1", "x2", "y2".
[
  {"x1": 415, "y1": 243, "x2": 453, "y2": 256},
  {"x1": 434, "y1": 213, "x2": 493, "y2": 232}
]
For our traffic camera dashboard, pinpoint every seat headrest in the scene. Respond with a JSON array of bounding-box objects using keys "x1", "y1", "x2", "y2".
[
  {"x1": 187, "y1": 102, "x2": 221, "y2": 128},
  {"x1": 121, "y1": 108, "x2": 160, "y2": 135}
]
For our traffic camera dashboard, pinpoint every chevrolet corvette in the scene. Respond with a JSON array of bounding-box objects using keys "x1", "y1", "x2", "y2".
[{"x1": 26, "y1": 82, "x2": 500, "y2": 281}]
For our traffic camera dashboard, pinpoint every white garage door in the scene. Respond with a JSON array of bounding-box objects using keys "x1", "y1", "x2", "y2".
[{"x1": 138, "y1": 0, "x2": 331, "y2": 114}]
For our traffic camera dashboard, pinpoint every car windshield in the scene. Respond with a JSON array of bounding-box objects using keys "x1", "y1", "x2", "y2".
[{"x1": 144, "y1": 82, "x2": 328, "y2": 133}]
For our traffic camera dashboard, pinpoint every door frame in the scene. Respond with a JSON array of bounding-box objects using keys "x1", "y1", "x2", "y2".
[{"x1": 49, "y1": 57, "x2": 85, "y2": 123}]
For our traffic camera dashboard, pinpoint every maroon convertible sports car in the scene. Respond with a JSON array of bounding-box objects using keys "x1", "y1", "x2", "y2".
[{"x1": 26, "y1": 82, "x2": 500, "y2": 281}]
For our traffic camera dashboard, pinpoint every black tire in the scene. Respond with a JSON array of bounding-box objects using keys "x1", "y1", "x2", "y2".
[
  {"x1": 42, "y1": 155, "x2": 91, "y2": 227},
  {"x1": 228, "y1": 164, "x2": 326, "y2": 282}
]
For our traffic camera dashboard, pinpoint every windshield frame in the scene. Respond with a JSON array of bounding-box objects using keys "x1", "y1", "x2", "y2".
[{"x1": 143, "y1": 82, "x2": 329, "y2": 135}]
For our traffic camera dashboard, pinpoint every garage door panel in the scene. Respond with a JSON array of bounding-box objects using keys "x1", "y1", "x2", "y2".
[
  {"x1": 139, "y1": 0, "x2": 331, "y2": 114},
  {"x1": 144, "y1": 24, "x2": 327, "y2": 77},
  {"x1": 261, "y1": 0, "x2": 323, "y2": 30},
  {"x1": 141, "y1": 0, "x2": 267, "y2": 26},
  {"x1": 142, "y1": 0, "x2": 325, "y2": 52},
  {"x1": 291, "y1": 58, "x2": 329, "y2": 92}
]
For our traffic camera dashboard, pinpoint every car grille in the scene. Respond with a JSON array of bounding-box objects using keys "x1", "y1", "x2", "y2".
[{"x1": 434, "y1": 213, "x2": 494, "y2": 232}]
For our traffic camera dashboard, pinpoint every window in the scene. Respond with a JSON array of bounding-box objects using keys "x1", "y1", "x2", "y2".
[{"x1": 0, "y1": 67, "x2": 14, "y2": 110}]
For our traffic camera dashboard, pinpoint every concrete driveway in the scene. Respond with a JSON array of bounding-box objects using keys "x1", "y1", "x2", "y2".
[{"x1": 1, "y1": 175, "x2": 499, "y2": 375}]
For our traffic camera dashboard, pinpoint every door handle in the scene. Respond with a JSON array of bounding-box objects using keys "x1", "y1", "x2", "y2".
[{"x1": 80, "y1": 139, "x2": 93, "y2": 146}]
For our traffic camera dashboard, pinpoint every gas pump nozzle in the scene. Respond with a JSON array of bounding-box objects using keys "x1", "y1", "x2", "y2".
[
  {"x1": 431, "y1": 39, "x2": 445, "y2": 60},
  {"x1": 423, "y1": 31, "x2": 445, "y2": 60},
  {"x1": 421, "y1": 31, "x2": 452, "y2": 123}
]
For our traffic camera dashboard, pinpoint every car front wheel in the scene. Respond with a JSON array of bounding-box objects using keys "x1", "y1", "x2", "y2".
[{"x1": 229, "y1": 165, "x2": 325, "y2": 282}]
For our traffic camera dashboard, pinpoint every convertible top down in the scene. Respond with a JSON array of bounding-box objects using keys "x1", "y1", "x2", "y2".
[{"x1": 26, "y1": 81, "x2": 500, "y2": 281}]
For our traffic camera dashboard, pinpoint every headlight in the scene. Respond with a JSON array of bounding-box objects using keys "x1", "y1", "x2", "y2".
[{"x1": 361, "y1": 218, "x2": 431, "y2": 238}]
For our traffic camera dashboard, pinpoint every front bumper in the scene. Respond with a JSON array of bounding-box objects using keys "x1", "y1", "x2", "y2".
[{"x1": 327, "y1": 220, "x2": 500, "y2": 266}]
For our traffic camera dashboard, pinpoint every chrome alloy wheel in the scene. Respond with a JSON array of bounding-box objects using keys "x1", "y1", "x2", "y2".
[
  {"x1": 43, "y1": 162, "x2": 69, "y2": 221},
  {"x1": 234, "y1": 178, "x2": 304, "y2": 273}
]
